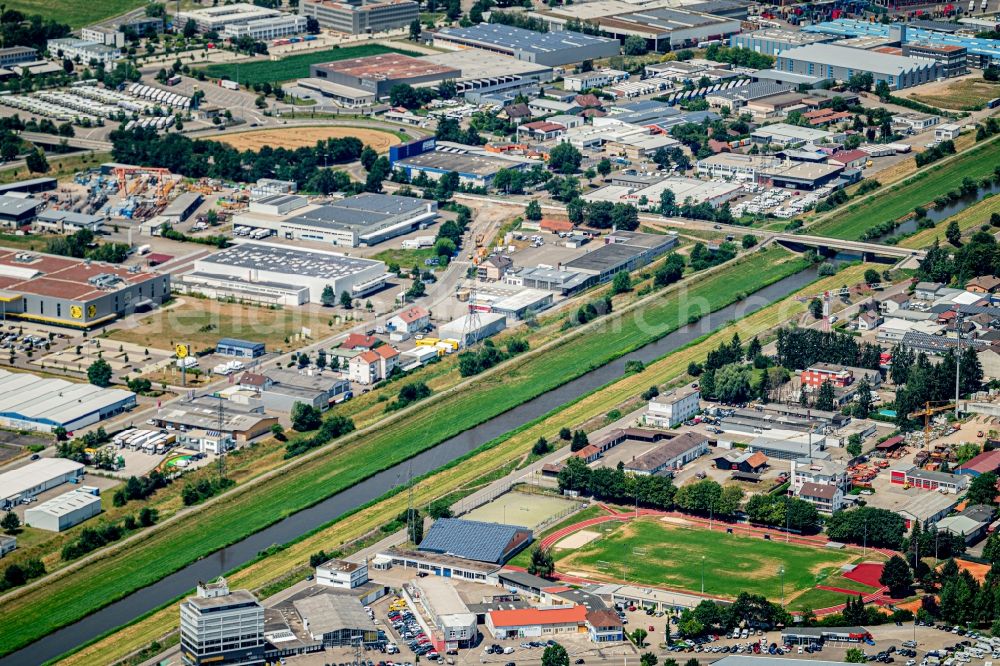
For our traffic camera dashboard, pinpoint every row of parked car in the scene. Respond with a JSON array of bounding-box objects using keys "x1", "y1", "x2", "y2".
[{"x1": 386, "y1": 602, "x2": 441, "y2": 663}]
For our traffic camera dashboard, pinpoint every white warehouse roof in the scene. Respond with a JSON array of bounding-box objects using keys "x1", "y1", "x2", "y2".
[
  {"x1": 0, "y1": 458, "x2": 84, "y2": 501},
  {"x1": 0, "y1": 370, "x2": 135, "y2": 429},
  {"x1": 779, "y1": 43, "x2": 938, "y2": 76},
  {"x1": 26, "y1": 488, "x2": 100, "y2": 519}
]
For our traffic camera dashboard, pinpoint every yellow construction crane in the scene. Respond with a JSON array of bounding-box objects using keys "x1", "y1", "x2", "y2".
[{"x1": 907, "y1": 400, "x2": 956, "y2": 449}]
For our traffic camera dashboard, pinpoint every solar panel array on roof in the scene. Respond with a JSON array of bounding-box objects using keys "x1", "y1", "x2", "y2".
[{"x1": 418, "y1": 518, "x2": 532, "y2": 564}]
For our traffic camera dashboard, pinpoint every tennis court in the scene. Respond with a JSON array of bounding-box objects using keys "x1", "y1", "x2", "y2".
[{"x1": 463, "y1": 491, "x2": 582, "y2": 529}]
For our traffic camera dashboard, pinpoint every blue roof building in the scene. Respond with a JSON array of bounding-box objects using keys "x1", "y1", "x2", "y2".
[
  {"x1": 216, "y1": 338, "x2": 266, "y2": 358},
  {"x1": 432, "y1": 24, "x2": 619, "y2": 67},
  {"x1": 418, "y1": 518, "x2": 533, "y2": 564}
]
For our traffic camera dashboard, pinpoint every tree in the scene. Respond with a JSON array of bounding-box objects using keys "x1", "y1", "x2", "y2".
[
  {"x1": 270, "y1": 423, "x2": 285, "y2": 441},
  {"x1": 874, "y1": 79, "x2": 891, "y2": 101},
  {"x1": 548, "y1": 143, "x2": 582, "y2": 174},
  {"x1": 640, "y1": 653, "x2": 658, "y2": 666},
  {"x1": 1, "y1": 511, "x2": 20, "y2": 535},
  {"x1": 360, "y1": 145, "x2": 378, "y2": 171},
  {"x1": 291, "y1": 402, "x2": 323, "y2": 431},
  {"x1": 428, "y1": 498, "x2": 453, "y2": 519},
  {"x1": 525, "y1": 199, "x2": 542, "y2": 221},
  {"x1": 87, "y1": 358, "x2": 112, "y2": 387},
  {"x1": 408, "y1": 18, "x2": 421, "y2": 41},
  {"x1": 864, "y1": 268, "x2": 881, "y2": 285},
  {"x1": 815, "y1": 380, "x2": 835, "y2": 411},
  {"x1": 623, "y1": 35, "x2": 648, "y2": 56},
  {"x1": 611, "y1": 270, "x2": 632, "y2": 295},
  {"x1": 845, "y1": 648, "x2": 867, "y2": 663},
  {"x1": 559, "y1": 427, "x2": 572, "y2": 441},
  {"x1": 528, "y1": 546, "x2": 555, "y2": 577},
  {"x1": 26, "y1": 149, "x2": 48, "y2": 174},
  {"x1": 631, "y1": 628, "x2": 648, "y2": 647},
  {"x1": 741, "y1": 234, "x2": 758, "y2": 249},
  {"x1": 339, "y1": 290, "x2": 353, "y2": 309},
  {"x1": 855, "y1": 378, "x2": 873, "y2": 419},
  {"x1": 532, "y1": 436, "x2": 551, "y2": 456},
  {"x1": 542, "y1": 643, "x2": 568, "y2": 666},
  {"x1": 847, "y1": 433, "x2": 863, "y2": 458},
  {"x1": 389, "y1": 83, "x2": 420, "y2": 109},
  {"x1": 946, "y1": 220, "x2": 962, "y2": 246},
  {"x1": 183, "y1": 18, "x2": 197, "y2": 38},
  {"x1": 809, "y1": 298, "x2": 823, "y2": 320},
  {"x1": 967, "y1": 471, "x2": 999, "y2": 506},
  {"x1": 399, "y1": 508, "x2": 423, "y2": 544},
  {"x1": 597, "y1": 157, "x2": 612, "y2": 178},
  {"x1": 570, "y1": 429, "x2": 588, "y2": 452},
  {"x1": 880, "y1": 555, "x2": 913, "y2": 598},
  {"x1": 320, "y1": 285, "x2": 336, "y2": 307}
]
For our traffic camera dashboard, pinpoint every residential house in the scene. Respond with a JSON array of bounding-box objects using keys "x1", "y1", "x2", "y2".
[
  {"x1": 348, "y1": 345, "x2": 399, "y2": 384},
  {"x1": 878, "y1": 292, "x2": 910, "y2": 315},
  {"x1": 527, "y1": 98, "x2": 581, "y2": 116},
  {"x1": 586, "y1": 609, "x2": 624, "y2": 643},
  {"x1": 790, "y1": 459, "x2": 849, "y2": 493},
  {"x1": 517, "y1": 121, "x2": 567, "y2": 141},
  {"x1": 713, "y1": 450, "x2": 768, "y2": 474},
  {"x1": 342, "y1": 333, "x2": 379, "y2": 350},
  {"x1": 966, "y1": 275, "x2": 1000, "y2": 294},
  {"x1": 797, "y1": 481, "x2": 844, "y2": 513},
  {"x1": 387, "y1": 306, "x2": 430, "y2": 335},
  {"x1": 857, "y1": 310, "x2": 883, "y2": 331},
  {"x1": 915, "y1": 281, "x2": 944, "y2": 301},
  {"x1": 502, "y1": 103, "x2": 532, "y2": 123},
  {"x1": 478, "y1": 255, "x2": 513, "y2": 281}
]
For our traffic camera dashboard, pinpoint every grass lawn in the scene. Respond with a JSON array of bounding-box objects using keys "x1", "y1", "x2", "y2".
[
  {"x1": 369, "y1": 247, "x2": 437, "y2": 270},
  {"x1": 787, "y1": 587, "x2": 858, "y2": 613},
  {"x1": 558, "y1": 518, "x2": 855, "y2": 600},
  {"x1": 900, "y1": 193, "x2": 1000, "y2": 249},
  {"x1": 810, "y1": 138, "x2": 1000, "y2": 240},
  {"x1": 506, "y1": 503, "x2": 605, "y2": 569},
  {"x1": 0, "y1": 248, "x2": 811, "y2": 660},
  {"x1": 54, "y1": 262, "x2": 879, "y2": 666},
  {"x1": 0, "y1": 232, "x2": 53, "y2": 251},
  {"x1": 910, "y1": 78, "x2": 1000, "y2": 111},
  {"x1": 0, "y1": 151, "x2": 111, "y2": 185},
  {"x1": 3, "y1": 0, "x2": 142, "y2": 28},
  {"x1": 198, "y1": 44, "x2": 421, "y2": 85}
]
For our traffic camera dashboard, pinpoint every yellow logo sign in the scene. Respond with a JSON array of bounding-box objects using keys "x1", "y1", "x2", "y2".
[
  {"x1": 70, "y1": 305, "x2": 83, "y2": 319},
  {"x1": 87, "y1": 304, "x2": 97, "y2": 318},
  {"x1": 175, "y1": 344, "x2": 189, "y2": 359}
]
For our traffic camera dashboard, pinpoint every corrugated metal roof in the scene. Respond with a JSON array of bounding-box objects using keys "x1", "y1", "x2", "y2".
[{"x1": 419, "y1": 518, "x2": 530, "y2": 563}]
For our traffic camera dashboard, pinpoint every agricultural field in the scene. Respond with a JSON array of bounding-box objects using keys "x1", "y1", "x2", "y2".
[
  {"x1": 906, "y1": 77, "x2": 1000, "y2": 111},
  {"x1": 214, "y1": 126, "x2": 402, "y2": 153},
  {"x1": 3, "y1": 0, "x2": 142, "y2": 28},
  {"x1": 104, "y1": 298, "x2": 347, "y2": 353},
  {"x1": 558, "y1": 518, "x2": 855, "y2": 600},
  {"x1": 198, "y1": 45, "x2": 420, "y2": 85},
  {"x1": 0, "y1": 247, "x2": 812, "y2": 660},
  {"x1": 52, "y1": 261, "x2": 879, "y2": 666},
  {"x1": 810, "y1": 138, "x2": 1000, "y2": 240}
]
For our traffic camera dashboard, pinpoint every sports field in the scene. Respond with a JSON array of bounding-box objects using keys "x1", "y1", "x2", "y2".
[
  {"x1": 215, "y1": 126, "x2": 401, "y2": 152},
  {"x1": 199, "y1": 45, "x2": 421, "y2": 85},
  {"x1": 4, "y1": 0, "x2": 141, "y2": 28},
  {"x1": 557, "y1": 518, "x2": 855, "y2": 600},
  {"x1": 809, "y1": 138, "x2": 1000, "y2": 240},
  {"x1": 463, "y1": 491, "x2": 581, "y2": 529}
]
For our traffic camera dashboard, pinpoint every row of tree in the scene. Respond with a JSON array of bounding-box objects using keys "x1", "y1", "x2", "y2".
[{"x1": 61, "y1": 508, "x2": 158, "y2": 560}]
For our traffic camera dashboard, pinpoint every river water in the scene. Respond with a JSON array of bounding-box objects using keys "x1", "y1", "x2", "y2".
[
  {"x1": 0, "y1": 265, "x2": 821, "y2": 666},
  {"x1": 871, "y1": 181, "x2": 1000, "y2": 243}
]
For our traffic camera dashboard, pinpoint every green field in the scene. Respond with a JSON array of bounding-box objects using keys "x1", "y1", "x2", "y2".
[
  {"x1": 0, "y1": 247, "x2": 810, "y2": 659},
  {"x1": 198, "y1": 45, "x2": 421, "y2": 86},
  {"x1": 810, "y1": 138, "x2": 1000, "y2": 240},
  {"x1": 3, "y1": 0, "x2": 142, "y2": 28},
  {"x1": 787, "y1": 587, "x2": 858, "y2": 613},
  {"x1": 559, "y1": 518, "x2": 855, "y2": 600}
]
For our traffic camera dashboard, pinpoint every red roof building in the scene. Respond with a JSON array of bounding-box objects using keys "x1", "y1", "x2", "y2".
[
  {"x1": 958, "y1": 450, "x2": 1000, "y2": 477},
  {"x1": 486, "y1": 606, "x2": 588, "y2": 638},
  {"x1": 342, "y1": 333, "x2": 378, "y2": 350}
]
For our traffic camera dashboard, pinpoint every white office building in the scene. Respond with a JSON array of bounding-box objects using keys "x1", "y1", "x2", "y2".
[
  {"x1": 176, "y1": 3, "x2": 283, "y2": 32},
  {"x1": 563, "y1": 69, "x2": 629, "y2": 92},
  {"x1": 24, "y1": 487, "x2": 102, "y2": 532},
  {"x1": 643, "y1": 387, "x2": 700, "y2": 428},
  {"x1": 316, "y1": 559, "x2": 370, "y2": 589},
  {"x1": 222, "y1": 14, "x2": 308, "y2": 40},
  {"x1": 47, "y1": 38, "x2": 121, "y2": 65},
  {"x1": 180, "y1": 578, "x2": 264, "y2": 666}
]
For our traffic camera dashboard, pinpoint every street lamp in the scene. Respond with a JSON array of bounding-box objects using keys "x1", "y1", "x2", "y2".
[
  {"x1": 779, "y1": 567, "x2": 785, "y2": 607},
  {"x1": 701, "y1": 556, "x2": 706, "y2": 595}
]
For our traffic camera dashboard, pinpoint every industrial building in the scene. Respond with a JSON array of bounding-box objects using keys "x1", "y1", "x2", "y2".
[
  {"x1": 150, "y1": 397, "x2": 279, "y2": 446},
  {"x1": 24, "y1": 487, "x2": 102, "y2": 532},
  {"x1": 0, "y1": 535, "x2": 15, "y2": 557},
  {"x1": 775, "y1": 43, "x2": 941, "y2": 91},
  {"x1": 587, "y1": 7, "x2": 739, "y2": 51},
  {"x1": 0, "y1": 195, "x2": 41, "y2": 228},
  {"x1": 298, "y1": 0, "x2": 418, "y2": 35},
  {"x1": 643, "y1": 386, "x2": 700, "y2": 428},
  {"x1": 439, "y1": 312, "x2": 507, "y2": 347},
  {"x1": 621, "y1": 432, "x2": 710, "y2": 476},
  {"x1": 412, "y1": 576, "x2": 478, "y2": 648},
  {"x1": 180, "y1": 578, "x2": 265, "y2": 666},
  {"x1": 563, "y1": 231, "x2": 678, "y2": 284},
  {"x1": 238, "y1": 194, "x2": 438, "y2": 248},
  {"x1": 490, "y1": 289, "x2": 553, "y2": 320},
  {"x1": 183, "y1": 241, "x2": 387, "y2": 306},
  {"x1": 316, "y1": 559, "x2": 369, "y2": 589},
  {"x1": 695, "y1": 153, "x2": 784, "y2": 180},
  {"x1": 232, "y1": 369, "x2": 351, "y2": 412},
  {"x1": 0, "y1": 370, "x2": 136, "y2": 433},
  {"x1": 585, "y1": 176, "x2": 741, "y2": 210},
  {"x1": 901, "y1": 43, "x2": 968, "y2": 77},
  {"x1": 432, "y1": 24, "x2": 620, "y2": 67},
  {"x1": 216, "y1": 338, "x2": 266, "y2": 359},
  {"x1": 310, "y1": 54, "x2": 460, "y2": 98},
  {"x1": 46, "y1": 38, "x2": 120, "y2": 65},
  {"x1": 418, "y1": 518, "x2": 532, "y2": 564},
  {"x1": 729, "y1": 28, "x2": 836, "y2": 56},
  {"x1": 750, "y1": 123, "x2": 839, "y2": 148},
  {"x1": 176, "y1": 3, "x2": 284, "y2": 32},
  {"x1": 293, "y1": 593, "x2": 381, "y2": 647},
  {"x1": 764, "y1": 162, "x2": 845, "y2": 191},
  {"x1": 0, "y1": 248, "x2": 169, "y2": 328},
  {"x1": 392, "y1": 146, "x2": 529, "y2": 188},
  {"x1": 34, "y1": 209, "x2": 104, "y2": 234},
  {"x1": 0, "y1": 458, "x2": 85, "y2": 509},
  {"x1": 420, "y1": 50, "x2": 554, "y2": 102},
  {"x1": 0, "y1": 46, "x2": 38, "y2": 67}
]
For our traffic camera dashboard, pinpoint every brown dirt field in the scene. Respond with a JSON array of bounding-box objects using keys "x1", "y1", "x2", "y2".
[
  {"x1": 214, "y1": 126, "x2": 401, "y2": 152},
  {"x1": 956, "y1": 558, "x2": 991, "y2": 583}
]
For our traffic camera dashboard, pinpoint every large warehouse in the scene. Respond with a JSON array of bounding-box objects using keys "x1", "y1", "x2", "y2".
[
  {"x1": 433, "y1": 24, "x2": 620, "y2": 67},
  {"x1": 0, "y1": 458, "x2": 85, "y2": 509},
  {"x1": 420, "y1": 50, "x2": 554, "y2": 102},
  {"x1": 234, "y1": 193, "x2": 439, "y2": 247},
  {"x1": 590, "y1": 7, "x2": 739, "y2": 50},
  {"x1": 310, "y1": 53, "x2": 460, "y2": 98},
  {"x1": 0, "y1": 248, "x2": 170, "y2": 328},
  {"x1": 185, "y1": 241, "x2": 387, "y2": 305},
  {"x1": 392, "y1": 144, "x2": 530, "y2": 188},
  {"x1": 775, "y1": 43, "x2": 941, "y2": 90},
  {"x1": 25, "y1": 487, "x2": 102, "y2": 532},
  {"x1": 564, "y1": 231, "x2": 678, "y2": 284},
  {"x1": 0, "y1": 369, "x2": 136, "y2": 434},
  {"x1": 729, "y1": 28, "x2": 836, "y2": 56}
]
